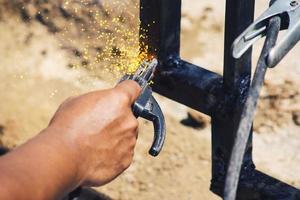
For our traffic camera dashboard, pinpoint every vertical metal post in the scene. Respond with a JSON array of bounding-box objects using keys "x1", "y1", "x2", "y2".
[
  {"x1": 210, "y1": 0, "x2": 255, "y2": 195},
  {"x1": 140, "y1": 0, "x2": 181, "y2": 61},
  {"x1": 140, "y1": 0, "x2": 160, "y2": 56}
]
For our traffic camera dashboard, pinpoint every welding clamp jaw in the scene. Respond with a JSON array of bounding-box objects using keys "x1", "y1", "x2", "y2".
[
  {"x1": 232, "y1": 0, "x2": 300, "y2": 68},
  {"x1": 119, "y1": 59, "x2": 166, "y2": 157}
]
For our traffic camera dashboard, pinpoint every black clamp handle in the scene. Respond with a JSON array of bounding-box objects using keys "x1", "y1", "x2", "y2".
[
  {"x1": 120, "y1": 58, "x2": 166, "y2": 157},
  {"x1": 133, "y1": 86, "x2": 166, "y2": 156}
]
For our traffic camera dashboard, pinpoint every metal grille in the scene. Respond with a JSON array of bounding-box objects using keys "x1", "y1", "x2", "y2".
[{"x1": 140, "y1": 0, "x2": 300, "y2": 199}]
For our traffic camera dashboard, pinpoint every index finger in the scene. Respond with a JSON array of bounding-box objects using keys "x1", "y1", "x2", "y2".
[{"x1": 115, "y1": 80, "x2": 142, "y2": 103}]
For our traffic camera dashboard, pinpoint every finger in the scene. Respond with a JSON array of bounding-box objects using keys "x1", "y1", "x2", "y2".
[{"x1": 115, "y1": 80, "x2": 142, "y2": 103}]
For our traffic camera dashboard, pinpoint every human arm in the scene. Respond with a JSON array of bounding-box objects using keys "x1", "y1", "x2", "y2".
[{"x1": 0, "y1": 80, "x2": 141, "y2": 200}]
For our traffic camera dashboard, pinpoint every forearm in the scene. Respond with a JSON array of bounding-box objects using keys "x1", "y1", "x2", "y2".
[{"x1": 0, "y1": 127, "x2": 83, "y2": 200}]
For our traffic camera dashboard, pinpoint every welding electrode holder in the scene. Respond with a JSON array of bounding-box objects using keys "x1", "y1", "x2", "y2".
[
  {"x1": 119, "y1": 59, "x2": 166, "y2": 157},
  {"x1": 232, "y1": 0, "x2": 300, "y2": 68}
]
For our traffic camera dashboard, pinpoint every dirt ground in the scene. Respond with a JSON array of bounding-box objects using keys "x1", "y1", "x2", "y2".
[{"x1": 0, "y1": 1, "x2": 299, "y2": 199}]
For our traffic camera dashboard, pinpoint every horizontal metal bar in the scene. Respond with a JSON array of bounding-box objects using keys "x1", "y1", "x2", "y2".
[
  {"x1": 211, "y1": 169, "x2": 300, "y2": 200},
  {"x1": 152, "y1": 59, "x2": 223, "y2": 116}
]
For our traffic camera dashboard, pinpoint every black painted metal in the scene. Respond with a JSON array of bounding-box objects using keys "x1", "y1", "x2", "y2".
[
  {"x1": 140, "y1": 0, "x2": 181, "y2": 59},
  {"x1": 140, "y1": 0, "x2": 300, "y2": 200},
  {"x1": 153, "y1": 59, "x2": 223, "y2": 116},
  {"x1": 140, "y1": 0, "x2": 224, "y2": 116},
  {"x1": 225, "y1": 16, "x2": 281, "y2": 200},
  {"x1": 211, "y1": 1, "x2": 255, "y2": 196}
]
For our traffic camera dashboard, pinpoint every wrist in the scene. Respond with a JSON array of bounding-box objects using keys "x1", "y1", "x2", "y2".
[{"x1": 0, "y1": 126, "x2": 87, "y2": 200}]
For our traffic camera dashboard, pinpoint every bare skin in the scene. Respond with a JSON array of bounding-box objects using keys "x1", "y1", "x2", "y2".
[{"x1": 0, "y1": 80, "x2": 141, "y2": 200}]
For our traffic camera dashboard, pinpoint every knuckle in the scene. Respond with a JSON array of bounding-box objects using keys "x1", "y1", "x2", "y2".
[
  {"x1": 64, "y1": 95, "x2": 78, "y2": 103},
  {"x1": 123, "y1": 116, "x2": 138, "y2": 130},
  {"x1": 130, "y1": 118, "x2": 139, "y2": 129},
  {"x1": 59, "y1": 97, "x2": 72, "y2": 108},
  {"x1": 119, "y1": 148, "x2": 135, "y2": 170},
  {"x1": 118, "y1": 90, "x2": 131, "y2": 105},
  {"x1": 121, "y1": 156, "x2": 133, "y2": 170},
  {"x1": 120, "y1": 160, "x2": 129, "y2": 170},
  {"x1": 130, "y1": 137, "x2": 137, "y2": 148},
  {"x1": 58, "y1": 95, "x2": 79, "y2": 110},
  {"x1": 126, "y1": 119, "x2": 139, "y2": 133}
]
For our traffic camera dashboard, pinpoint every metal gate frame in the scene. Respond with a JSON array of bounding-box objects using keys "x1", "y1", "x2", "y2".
[{"x1": 140, "y1": 0, "x2": 300, "y2": 199}]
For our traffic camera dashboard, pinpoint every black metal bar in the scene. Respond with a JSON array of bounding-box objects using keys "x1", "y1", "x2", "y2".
[
  {"x1": 140, "y1": 0, "x2": 181, "y2": 60},
  {"x1": 210, "y1": 0, "x2": 255, "y2": 195},
  {"x1": 139, "y1": 0, "x2": 160, "y2": 56},
  {"x1": 213, "y1": 169, "x2": 300, "y2": 200},
  {"x1": 159, "y1": 0, "x2": 181, "y2": 60},
  {"x1": 153, "y1": 59, "x2": 223, "y2": 116},
  {"x1": 238, "y1": 170, "x2": 300, "y2": 200},
  {"x1": 223, "y1": 0, "x2": 255, "y2": 91}
]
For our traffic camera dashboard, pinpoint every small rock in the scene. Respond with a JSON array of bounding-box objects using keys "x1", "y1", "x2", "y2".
[
  {"x1": 138, "y1": 181, "x2": 148, "y2": 192},
  {"x1": 292, "y1": 110, "x2": 300, "y2": 126}
]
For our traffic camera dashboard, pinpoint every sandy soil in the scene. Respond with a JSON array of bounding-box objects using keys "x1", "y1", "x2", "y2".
[{"x1": 0, "y1": 1, "x2": 299, "y2": 199}]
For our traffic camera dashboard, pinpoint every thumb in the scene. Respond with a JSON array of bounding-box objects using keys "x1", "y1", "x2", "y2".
[{"x1": 115, "y1": 80, "x2": 142, "y2": 103}]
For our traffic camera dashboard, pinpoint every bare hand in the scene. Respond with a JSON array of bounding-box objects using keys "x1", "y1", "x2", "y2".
[{"x1": 48, "y1": 80, "x2": 141, "y2": 186}]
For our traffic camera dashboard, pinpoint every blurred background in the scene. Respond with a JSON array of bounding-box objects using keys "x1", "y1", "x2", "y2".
[{"x1": 0, "y1": 0, "x2": 299, "y2": 199}]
